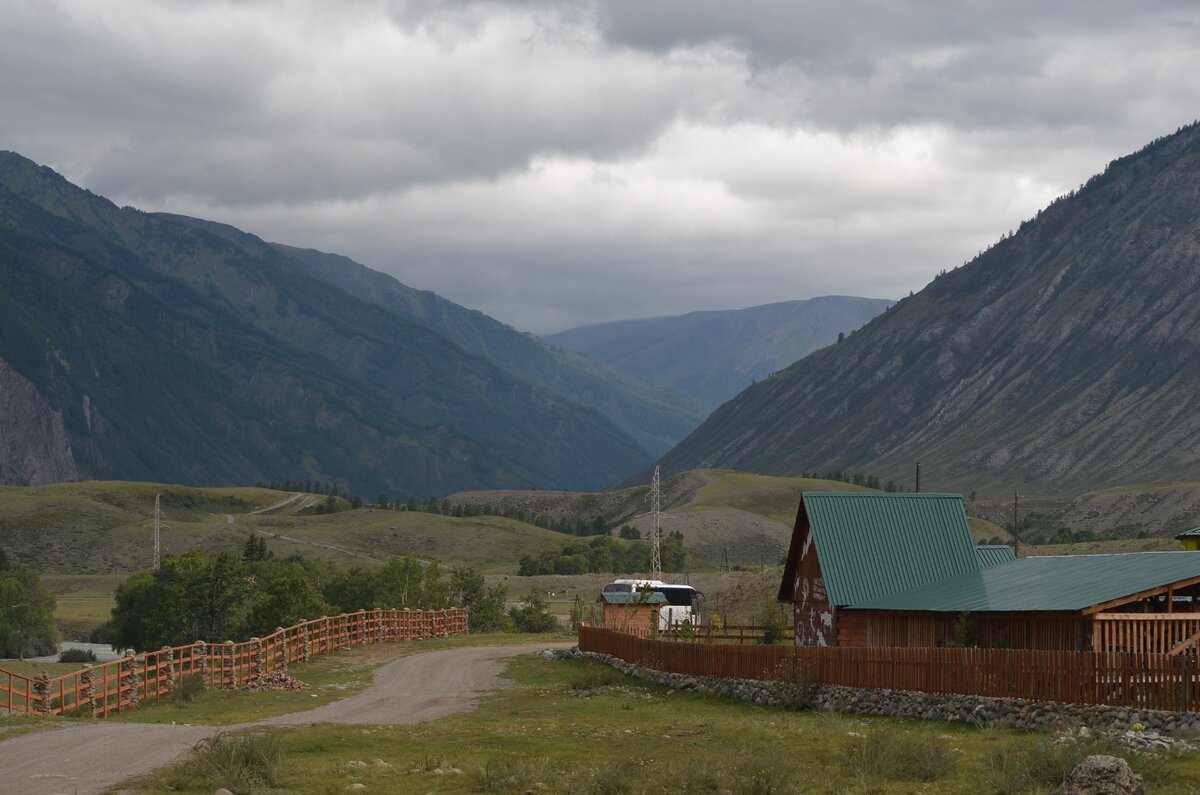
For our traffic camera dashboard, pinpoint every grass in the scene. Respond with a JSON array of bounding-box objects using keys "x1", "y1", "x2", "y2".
[
  {"x1": 120, "y1": 652, "x2": 1200, "y2": 794},
  {"x1": 684, "y1": 469, "x2": 872, "y2": 526}
]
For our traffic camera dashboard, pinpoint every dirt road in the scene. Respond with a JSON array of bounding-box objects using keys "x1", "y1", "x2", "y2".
[{"x1": 0, "y1": 642, "x2": 570, "y2": 795}]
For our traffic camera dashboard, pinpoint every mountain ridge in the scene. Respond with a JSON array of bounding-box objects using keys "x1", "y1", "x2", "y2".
[
  {"x1": 544, "y1": 296, "x2": 893, "y2": 409},
  {"x1": 653, "y1": 122, "x2": 1200, "y2": 494},
  {"x1": 0, "y1": 151, "x2": 652, "y2": 495}
]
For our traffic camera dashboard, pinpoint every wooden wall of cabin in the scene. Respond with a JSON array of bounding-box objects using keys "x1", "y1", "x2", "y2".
[
  {"x1": 840, "y1": 610, "x2": 1090, "y2": 650},
  {"x1": 791, "y1": 519, "x2": 837, "y2": 647}
]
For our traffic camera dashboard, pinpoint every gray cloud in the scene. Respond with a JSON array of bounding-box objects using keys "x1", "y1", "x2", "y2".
[{"x1": 2, "y1": 0, "x2": 1198, "y2": 333}]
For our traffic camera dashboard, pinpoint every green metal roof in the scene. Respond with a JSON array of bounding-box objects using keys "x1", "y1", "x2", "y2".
[
  {"x1": 849, "y1": 552, "x2": 1200, "y2": 613},
  {"x1": 1175, "y1": 527, "x2": 1200, "y2": 539},
  {"x1": 598, "y1": 592, "x2": 667, "y2": 605},
  {"x1": 804, "y1": 493, "x2": 980, "y2": 606},
  {"x1": 975, "y1": 544, "x2": 1016, "y2": 568}
]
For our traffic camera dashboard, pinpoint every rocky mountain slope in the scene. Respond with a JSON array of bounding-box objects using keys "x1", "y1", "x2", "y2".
[
  {"x1": 544, "y1": 297, "x2": 892, "y2": 410},
  {"x1": 655, "y1": 123, "x2": 1200, "y2": 494},
  {"x1": 0, "y1": 152, "x2": 650, "y2": 495},
  {"x1": 266, "y1": 243, "x2": 705, "y2": 456}
]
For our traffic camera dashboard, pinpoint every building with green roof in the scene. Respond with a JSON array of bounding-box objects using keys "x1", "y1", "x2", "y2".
[{"x1": 779, "y1": 492, "x2": 1200, "y2": 653}]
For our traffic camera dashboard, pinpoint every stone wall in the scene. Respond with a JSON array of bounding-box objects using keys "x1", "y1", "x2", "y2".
[{"x1": 582, "y1": 651, "x2": 1200, "y2": 736}]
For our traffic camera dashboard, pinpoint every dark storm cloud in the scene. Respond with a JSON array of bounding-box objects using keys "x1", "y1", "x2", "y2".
[{"x1": 2, "y1": 0, "x2": 1198, "y2": 332}]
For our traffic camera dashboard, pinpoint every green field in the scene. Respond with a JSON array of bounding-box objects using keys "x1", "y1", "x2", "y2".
[{"x1": 123, "y1": 651, "x2": 1200, "y2": 794}]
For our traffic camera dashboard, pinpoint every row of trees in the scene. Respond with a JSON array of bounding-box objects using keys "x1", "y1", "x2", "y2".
[
  {"x1": 800, "y1": 471, "x2": 911, "y2": 492},
  {"x1": 107, "y1": 538, "x2": 532, "y2": 651},
  {"x1": 0, "y1": 549, "x2": 57, "y2": 659},
  {"x1": 517, "y1": 533, "x2": 686, "y2": 576}
]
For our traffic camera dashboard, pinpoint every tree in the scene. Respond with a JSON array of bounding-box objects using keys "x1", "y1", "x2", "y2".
[
  {"x1": 0, "y1": 563, "x2": 57, "y2": 658},
  {"x1": 241, "y1": 533, "x2": 272, "y2": 562},
  {"x1": 450, "y1": 566, "x2": 511, "y2": 632}
]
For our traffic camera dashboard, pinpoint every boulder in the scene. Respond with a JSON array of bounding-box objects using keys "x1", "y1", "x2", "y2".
[{"x1": 1061, "y1": 755, "x2": 1143, "y2": 795}]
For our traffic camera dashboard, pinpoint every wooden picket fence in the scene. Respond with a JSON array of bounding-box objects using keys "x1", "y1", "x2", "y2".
[
  {"x1": 580, "y1": 625, "x2": 1200, "y2": 712},
  {"x1": 1, "y1": 607, "x2": 467, "y2": 718}
]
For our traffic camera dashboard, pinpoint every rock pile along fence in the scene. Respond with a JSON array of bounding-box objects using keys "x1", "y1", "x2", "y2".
[
  {"x1": 579, "y1": 624, "x2": 1200, "y2": 712},
  {"x1": 0, "y1": 607, "x2": 467, "y2": 718}
]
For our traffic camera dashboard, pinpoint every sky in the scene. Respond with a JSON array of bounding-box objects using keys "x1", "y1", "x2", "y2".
[{"x1": 3, "y1": 1, "x2": 1199, "y2": 334}]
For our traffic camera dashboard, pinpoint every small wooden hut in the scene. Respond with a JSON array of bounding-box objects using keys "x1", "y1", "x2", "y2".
[{"x1": 597, "y1": 591, "x2": 667, "y2": 636}]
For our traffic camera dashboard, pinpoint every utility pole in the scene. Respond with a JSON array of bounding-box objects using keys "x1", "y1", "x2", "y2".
[
  {"x1": 649, "y1": 466, "x2": 662, "y2": 579},
  {"x1": 153, "y1": 493, "x2": 162, "y2": 570},
  {"x1": 915, "y1": 462, "x2": 922, "y2": 493},
  {"x1": 1012, "y1": 488, "x2": 1020, "y2": 558}
]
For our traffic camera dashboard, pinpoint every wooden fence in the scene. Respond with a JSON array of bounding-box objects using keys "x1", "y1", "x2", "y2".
[
  {"x1": 580, "y1": 625, "x2": 1200, "y2": 712},
  {"x1": 1, "y1": 607, "x2": 467, "y2": 718}
]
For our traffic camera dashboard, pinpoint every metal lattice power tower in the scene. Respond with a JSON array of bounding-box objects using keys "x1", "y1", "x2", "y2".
[
  {"x1": 152, "y1": 493, "x2": 162, "y2": 570},
  {"x1": 649, "y1": 466, "x2": 663, "y2": 579}
]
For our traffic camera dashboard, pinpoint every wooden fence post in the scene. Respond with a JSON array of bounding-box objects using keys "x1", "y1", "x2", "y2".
[
  {"x1": 32, "y1": 671, "x2": 52, "y2": 716},
  {"x1": 120, "y1": 651, "x2": 140, "y2": 709},
  {"x1": 193, "y1": 641, "x2": 208, "y2": 687},
  {"x1": 249, "y1": 638, "x2": 264, "y2": 685},
  {"x1": 299, "y1": 620, "x2": 311, "y2": 662},
  {"x1": 80, "y1": 664, "x2": 98, "y2": 716},
  {"x1": 159, "y1": 646, "x2": 175, "y2": 698},
  {"x1": 274, "y1": 628, "x2": 288, "y2": 672},
  {"x1": 223, "y1": 641, "x2": 236, "y2": 689}
]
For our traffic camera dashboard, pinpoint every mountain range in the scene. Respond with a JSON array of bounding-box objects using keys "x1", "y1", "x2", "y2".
[
  {"x1": 0, "y1": 152, "x2": 697, "y2": 495},
  {"x1": 655, "y1": 122, "x2": 1200, "y2": 494},
  {"x1": 545, "y1": 297, "x2": 893, "y2": 410}
]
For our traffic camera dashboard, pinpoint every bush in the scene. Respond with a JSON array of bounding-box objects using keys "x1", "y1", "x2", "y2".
[
  {"x1": 171, "y1": 673, "x2": 207, "y2": 704},
  {"x1": 184, "y1": 731, "x2": 283, "y2": 791},
  {"x1": 981, "y1": 733, "x2": 1165, "y2": 793},
  {"x1": 58, "y1": 648, "x2": 97, "y2": 663},
  {"x1": 844, "y1": 726, "x2": 957, "y2": 782},
  {"x1": 509, "y1": 590, "x2": 559, "y2": 633}
]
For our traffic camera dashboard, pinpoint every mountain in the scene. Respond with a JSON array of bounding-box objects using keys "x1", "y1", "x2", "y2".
[
  {"x1": 262, "y1": 243, "x2": 706, "y2": 456},
  {"x1": 655, "y1": 122, "x2": 1200, "y2": 494},
  {"x1": 0, "y1": 151, "x2": 651, "y2": 495},
  {"x1": 544, "y1": 297, "x2": 893, "y2": 410}
]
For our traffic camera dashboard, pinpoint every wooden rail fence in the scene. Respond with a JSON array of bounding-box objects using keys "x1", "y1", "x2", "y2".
[
  {"x1": 1, "y1": 607, "x2": 467, "y2": 718},
  {"x1": 580, "y1": 625, "x2": 1200, "y2": 712}
]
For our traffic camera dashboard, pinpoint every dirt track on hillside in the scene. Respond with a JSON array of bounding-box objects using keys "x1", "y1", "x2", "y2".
[{"x1": 0, "y1": 642, "x2": 571, "y2": 795}]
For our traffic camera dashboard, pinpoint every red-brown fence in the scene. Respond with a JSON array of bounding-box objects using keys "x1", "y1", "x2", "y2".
[
  {"x1": 580, "y1": 625, "x2": 1200, "y2": 712},
  {"x1": 1, "y1": 607, "x2": 467, "y2": 718}
]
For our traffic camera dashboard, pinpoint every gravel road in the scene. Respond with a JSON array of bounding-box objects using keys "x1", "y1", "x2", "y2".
[{"x1": 0, "y1": 642, "x2": 570, "y2": 795}]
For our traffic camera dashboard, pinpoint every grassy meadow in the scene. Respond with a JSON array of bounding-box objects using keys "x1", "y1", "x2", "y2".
[{"x1": 123, "y1": 650, "x2": 1200, "y2": 794}]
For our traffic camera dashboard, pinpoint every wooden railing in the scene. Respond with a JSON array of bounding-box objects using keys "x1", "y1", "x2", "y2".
[
  {"x1": 1094, "y1": 614, "x2": 1200, "y2": 656},
  {"x1": 659, "y1": 624, "x2": 796, "y2": 645},
  {"x1": 1, "y1": 607, "x2": 467, "y2": 718},
  {"x1": 580, "y1": 625, "x2": 1200, "y2": 712}
]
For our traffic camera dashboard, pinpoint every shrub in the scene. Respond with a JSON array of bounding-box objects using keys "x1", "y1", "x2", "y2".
[
  {"x1": 171, "y1": 673, "x2": 207, "y2": 704},
  {"x1": 509, "y1": 590, "x2": 559, "y2": 633},
  {"x1": 981, "y1": 733, "x2": 1166, "y2": 793},
  {"x1": 58, "y1": 648, "x2": 97, "y2": 663},
  {"x1": 567, "y1": 668, "x2": 624, "y2": 692},
  {"x1": 844, "y1": 726, "x2": 957, "y2": 782},
  {"x1": 184, "y1": 731, "x2": 283, "y2": 791}
]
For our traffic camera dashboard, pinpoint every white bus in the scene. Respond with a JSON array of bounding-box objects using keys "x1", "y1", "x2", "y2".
[{"x1": 601, "y1": 579, "x2": 701, "y2": 631}]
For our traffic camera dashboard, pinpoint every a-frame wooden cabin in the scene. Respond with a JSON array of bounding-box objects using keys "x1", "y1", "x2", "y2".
[{"x1": 779, "y1": 492, "x2": 1200, "y2": 654}]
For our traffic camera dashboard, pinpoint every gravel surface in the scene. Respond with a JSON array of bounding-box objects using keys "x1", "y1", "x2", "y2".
[{"x1": 0, "y1": 641, "x2": 571, "y2": 795}]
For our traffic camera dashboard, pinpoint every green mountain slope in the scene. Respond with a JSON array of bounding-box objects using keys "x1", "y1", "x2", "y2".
[
  {"x1": 265, "y1": 243, "x2": 706, "y2": 456},
  {"x1": 0, "y1": 152, "x2": 649, "y2": 495},
  {"x1": 656, "y1": 122, "x2": 1200, "y2": 494},
  {"x1": 544, "y1": 297, "x2": 893, "y2": 410}
]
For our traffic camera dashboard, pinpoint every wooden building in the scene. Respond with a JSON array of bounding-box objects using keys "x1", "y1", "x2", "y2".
[
  {"x1": 779, "y1": 493, "x2": 1200, "y2": 654},
  {"x1": 597, "y1": 591, "x2": 667, "y2": 636}
]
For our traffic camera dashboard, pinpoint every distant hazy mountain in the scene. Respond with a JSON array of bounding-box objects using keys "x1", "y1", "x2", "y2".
[
  {"x1": 0, "y1": 151, "x2": 653, "y2": 495},
  {"x1": 544, "y1": 297, "x2": 893, "y2": 409},
  {"x1": 655, "y1": 122, "x2": 1200, "y2": 494}
]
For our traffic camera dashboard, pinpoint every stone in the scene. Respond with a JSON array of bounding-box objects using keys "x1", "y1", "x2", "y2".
[
  {"x1": 214, "y1": 790, "x2": 235, "y2": 795},
  {"x1": 1061, "y1": 755, "x2": 1143, "y2": 795},
  {"x1": 346, "y1": 760, "x2": 368, "y2": 769}
]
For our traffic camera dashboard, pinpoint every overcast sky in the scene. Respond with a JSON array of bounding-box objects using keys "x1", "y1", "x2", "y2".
[{"x1": 3, "y1": 1, "x2": 1199, "y2": 333}]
